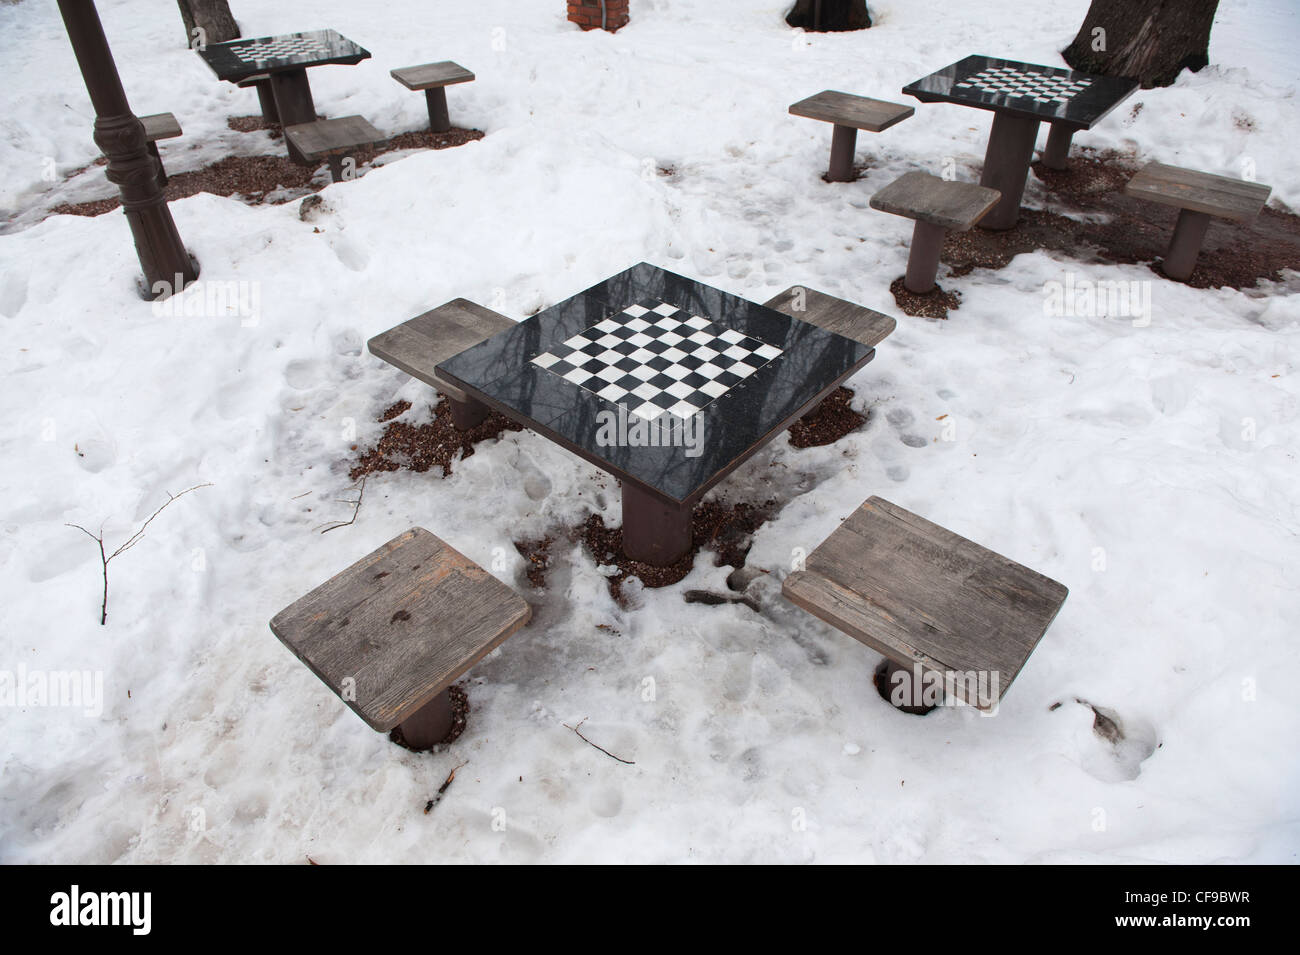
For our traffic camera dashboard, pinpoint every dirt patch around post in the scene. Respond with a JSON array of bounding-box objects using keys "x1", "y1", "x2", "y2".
[
  {"x1": 47, "y1": 125, "x2": 485, "y2": 220},
  {"x1": 348, "y1": 397, "x2": 522, "y2": 482},
  {"x1": 787, "y1": 387, "x2": 866, "y2": 447},
  {"x1": 886, "y1": 150, "x2": 1299, "y2": 312}
]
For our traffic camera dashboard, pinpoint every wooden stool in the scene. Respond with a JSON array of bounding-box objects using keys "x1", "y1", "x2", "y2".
[
  {"x1": 1125, "y1": 161, "x2": 1272, "y2": 281},
  {"x1": 283, "y1": 115, "x2": 385, "y2": 182},
  {"x1": 236, "y1": 73, "x2": 279, "y2": 124},
  {"x1": 270, "y1": 528, "x2": 531, "y2": 749},
  {"x1": 139, "y1": 112, "x2": 182, "y2": 189},
  {"x1": 390, "y1": 61, "x2": 475, "y2": 133},
  {"x1": 783, "y1": 497, "x2": 1067, "y2": 712},
  {"x1": 368, "y1": 299, "x2": 516, "y2": 430},
  {"x1": 869, "y1": 171, "x2": 1001, "y2": 294},
  {"x1": 764, "y1": 286, "x2": 895, "y2": 421},
  {"x1": 789, "y1": 91, "x2": 913, "y2": 182}
]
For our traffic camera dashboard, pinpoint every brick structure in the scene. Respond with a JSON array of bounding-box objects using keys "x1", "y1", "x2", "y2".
[{"x1": 567, "y1": 0, "x2": 629, "y2": 33}]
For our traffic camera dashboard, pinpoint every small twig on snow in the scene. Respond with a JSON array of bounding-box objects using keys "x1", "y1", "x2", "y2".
[
  {"x1": 317, "y1": 476, "x2": 366, "y2": 534},
  {"x1": 424, "y1": 760, "x2": 469, "y2": 814},
  {"x1": 66, "y1": 482, "x2": 212, "y2": 625},
  {"x1": 563, "y1": 717, "x2": 635, "y2": 765}
]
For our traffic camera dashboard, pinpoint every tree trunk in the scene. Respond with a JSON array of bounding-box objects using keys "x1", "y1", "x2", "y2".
[
  {"x1": 786, "y1": 0, "x2": 872, "y2": 32},
  {"x1": 176, "y1": 0, "x2": 239, "y2": 48},
  {"x1": 1062, "y1": 0, "x2": 1218, "y2": 89}
]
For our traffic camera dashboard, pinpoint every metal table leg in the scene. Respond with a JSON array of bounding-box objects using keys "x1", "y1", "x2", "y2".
[
  {"x1": 878, "y1": 660, "x2": 937, "y2": 715},
  {"x1": 827, "y1": 124, "x2": 857, "y2": 182},
  {"x1": 253, "y1": 78, "x2": 280, "y2": 124},
  {"x1": 269, "y1": 68, "x2": 317, "y2": 163},
  {"x1": 396, "y1": 688, "x2": 454, "y2": 750},
  {"x1": 1162, "y1": 208, "x2": 1211, "y2": 281},
  {"x1": 621, "y1": 482, "x2": 693, "y2": 566},
  {"x1": 978, "y1": 113, "x2": 1040, "y2": 230},
  {"x1": 904, "y1": 219, "x2": 947, "y2": 294},
  {"x1": 1041, "y1": 123, "x2": 1074, "y2": 170},
  {"x1": 447, "y1": 394, "x2": 490, "y2": 430},
  {"x1": 425, "y1": 87, "x2": 451, "y2": 133}
]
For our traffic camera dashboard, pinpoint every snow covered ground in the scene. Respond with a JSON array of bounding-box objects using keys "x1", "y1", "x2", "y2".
[{"x1": 1, "y1": 0, "x2": 1297, "y2": 864}]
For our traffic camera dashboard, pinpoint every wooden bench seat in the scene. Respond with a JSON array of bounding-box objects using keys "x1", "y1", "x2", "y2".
[
  {"x1": 270, "y1": 528, "x2": 531, "y2": 749},
  {"x1": 136, "y1": 112, "x2": 181, "y2": 189},
  {"x1": 368, "y1": 298, "x2": 516, "y2": 430},
  {"x1": 782, "y1": 497, "x2": 1068, "y2": 713},
  {"x1": 236, "y1": 73, "x2": 278, "y2": 124},
  {"x1": 391, "y1": 60, "x2": 475, "y2": 133},
  {"x1": 1125, "y1": 161, "x2": 1272, "y2": 281},
  {"x1": 764, "y1": 286, "x2": 896, "y2": 425},
  {"x1": 789, "y1": 90, "x2": 914, "y2": 182},
  {"x1": 763, "y1": 285, "x2": 896, "y2": 349},
  {"x1": 870, "y1": 171, "x2": 1001, "y2": 294},
  {"x1": 283, "y1": 115, "x2": 385, "y2": 182}
]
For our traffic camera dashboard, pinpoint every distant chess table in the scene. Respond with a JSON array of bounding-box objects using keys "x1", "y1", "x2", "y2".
[
  {"x1": 436, "y1": 264, "x2": 878, "y2": 566},
  {"x1": 904, "y1": 55, "x2": 1137, "y2": 228},
  {"x1": 196, "y1": 29, "x2": 371, "y2": 157}
]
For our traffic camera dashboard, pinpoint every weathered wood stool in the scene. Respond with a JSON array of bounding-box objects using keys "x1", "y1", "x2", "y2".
[
  {"x1": 283, "y1": 115, "x2": 385, "y2": 182},
  {"x1": 390, "y1": 61, "x2": 475, "y2": 133},
  {"x1": 368, "y1": 299, "x2": 516, "y2": 430},
  {"x1": 789, "y1": 91, "x2": 914, "y2": 182},
  {"x1": 782, "y1": 497, "x2": 1067, "y2": 713},
  {"x1": 236, "y1": 73, "x2": 279, "y2": 124},
  {"x1": 764, "y1": 285, "x2": 895, "y2": 421},
  {"x1": 139, "y1": 112, "x2": 182, "y2": 189},
  {"x1": 270, "y1": 528, "x2": 531, "y2": 750},
  {"x1": 869, "y1": 171, "x2": 1001, "y2": 294},
  {"x1": 1125, "y1": 161, "x2": 1272, "y2": 281}
]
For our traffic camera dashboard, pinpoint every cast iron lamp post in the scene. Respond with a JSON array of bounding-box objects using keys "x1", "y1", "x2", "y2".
[{"x1": 57, "y1": 0, "x2": 198, "y2": 298}]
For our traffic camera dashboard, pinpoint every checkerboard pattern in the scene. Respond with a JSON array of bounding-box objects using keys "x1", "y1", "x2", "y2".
[
  {"x1": 954, "y1": 66, "x2": 1093, "y2": 104},
  {"x1": 530, "y1": 300, "x2": 784, "y2": 423},
  {"x1": 229, "y1": 36, "x2": 331, "y2": 64}
]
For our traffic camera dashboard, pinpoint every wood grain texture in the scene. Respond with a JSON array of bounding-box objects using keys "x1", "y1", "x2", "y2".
[
  {"x1": 140, "y1": 112, "x2": 182, "y2": 142},
  {"x1": 870, "y1": 171, "x2": 1002, "y2": 230},
  {"x1": 789, "y1": 90, "x2": 914, "y2": 132},
  {"x1": 390, "y1": 61, "x2": 475, "y2": 90},
  {"x1": 368, "y1": 298, "x2": 516, "y2": 401},
  {"x1": 763, "y1": 286, "x2": 896, "y2": 348},
  {"x1": 1125, "y1": 161, "x2": 1271, "y2": 221},
  {"x1": 781, "y1": 497, "x2": 1067, "y2": 707},
  {"x1": 283, "y1": 115, "x2": 385, "y2": 160},
  {"x1": 269, "y1": 528, "x2": 531, "y2": 730}
]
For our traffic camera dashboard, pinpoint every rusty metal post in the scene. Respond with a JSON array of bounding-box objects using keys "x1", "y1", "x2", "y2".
[
  {"x1": 57, "y1": 0, "x2": 197, "y2": 299},
  {"x1": 621, "y1": 482, "x2": 693, "y2": 566},
  {"x1": 397, "y1": 688, "x2": 454, "y2": 750},
  {"x1": 827, "y1": 124, "x2": 857, "y2": 182},
  {"x1": 904, "y1": 219, "x2": 947, "y2": 294},
  {"x1": 978, "y1": 113, "x2": 1040, "y2": 230},
  {"x1": 425, "y1": 87, "x2": 451, "y2": 133},
  {"x1": 1042, "y1": 123, "x2": 1074, "y2": 170},
  {"x1": 1162, "y1": 208, "x2": 1210, "y2": 281}
]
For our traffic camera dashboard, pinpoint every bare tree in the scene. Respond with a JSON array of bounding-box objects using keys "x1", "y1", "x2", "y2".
[
  {"x1": 786, "y1": 0, "x2": 872, "y2": 32},
  {"x1": 1063, "y1": 0, "x2": 1219, "y2": 88},
  {"x1": 176, "y1": 0, "x2": 239, "y2": 48},
  {"x1": 67, "y1": 483, "x2": 211, "y2": 625}
]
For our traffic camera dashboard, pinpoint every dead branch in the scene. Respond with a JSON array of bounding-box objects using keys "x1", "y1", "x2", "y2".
[
  {"x1": 67, "y1": 482, "x2": 211, "y2": 625},
  {"x1": 424, "y1": 760, "x2": 469, "y2": 814},
  {"x1": 317, "y1": 476, "x2": 366, "y2": 534},
  {"x1": 563, "y1": 717, "x2": 635, "y2": 765}
]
